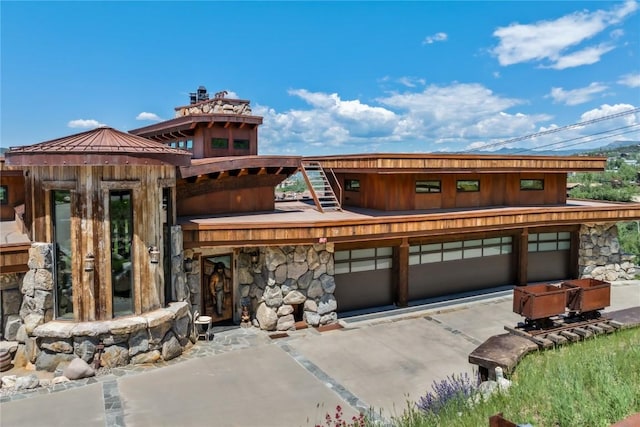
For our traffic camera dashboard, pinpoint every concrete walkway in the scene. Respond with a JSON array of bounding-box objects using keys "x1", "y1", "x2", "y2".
[{"x1": 1, "y1": 281, "x2": 638, "y2": 427}]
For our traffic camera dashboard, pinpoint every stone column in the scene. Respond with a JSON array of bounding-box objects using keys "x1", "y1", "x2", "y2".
[{"x1": 578, "y1": 223, "x2": 637, "y2": 281}]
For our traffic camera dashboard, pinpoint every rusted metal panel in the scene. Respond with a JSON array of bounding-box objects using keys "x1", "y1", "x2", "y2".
[
  {"x1": 513, "y1": 284, "x2": 567, "y2": 320},
  {"x1": 562, "y1": 278, "x2": 611, "y2": 312}
]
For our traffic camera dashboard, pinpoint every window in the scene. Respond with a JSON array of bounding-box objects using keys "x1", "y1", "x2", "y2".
[
  {"x1": 233, "y1": 139, "x2": 250, "y2": 150},
  {"x1": 186, "y1": 139, "x2": 193, "y2": 150},
  {"x1": 111, "y1": 190, "x2": 134, "y2": 317},
  {"x1": 345, "y1": 179, "x2": 360, "y2": 191},
  {"x1": 409, "y1": 236, "x2": 512, "y2": 265},
  {"x1": 52, "y1": 190, "x2": 73, "y2": 319},
  {"x1": 416, "y1": 180, "x2": 441, "y2": 193},
  {"x1": 211, "y1": 138, "x2": 228, "y2": 149},
  {"x1": 456, "y1": 180, "x2": 480, "y2": 192},
  {"x1": 0, "y1": 185, "x2": 7, "y2": 205},
  {"x1": 334, "y1": 247, "x2": 393, "y2": 274},
  {"x1": 520, "y1": 179, "x2": 544, "y2": 191},
  {"x1": 528, "y1": 232, "x2": 571, "y2": 252}
]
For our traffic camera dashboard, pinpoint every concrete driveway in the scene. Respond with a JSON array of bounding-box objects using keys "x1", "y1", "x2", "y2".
[{"x1": 1, "y1": 281, "x2": 638, "y2": 427}]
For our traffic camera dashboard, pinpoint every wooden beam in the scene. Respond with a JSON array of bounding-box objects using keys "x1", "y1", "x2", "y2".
[
  {"x1": 517, "y1": 228, "x2": 528, "y2": 286},
  {"x1": 395, "y1": 238, "x2": 409, "y2": 307},
  {"x1": 224, "y1": 122, "x2": 231, "y2": 129}
]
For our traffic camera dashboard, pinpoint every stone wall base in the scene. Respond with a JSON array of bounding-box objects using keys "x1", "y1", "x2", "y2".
[
  {"x1": 13, "y1": 302, "x2": 195, "y2": 372},
  {"x1": 579, "y1": 224, "x2": 637, "y2": 281}
]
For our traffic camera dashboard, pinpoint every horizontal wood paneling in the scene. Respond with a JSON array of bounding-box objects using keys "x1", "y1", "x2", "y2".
[
  {"x1": 0, "y1": 243, "x2": 30, "y2": 273},
  {"x1": 182, "y1": 204, "x2": 640, "y2": 248}
]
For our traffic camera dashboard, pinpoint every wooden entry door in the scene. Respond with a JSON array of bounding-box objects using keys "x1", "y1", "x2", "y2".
[{"x1": 202, "y1": 254, "x2": 233, "y2": 323}]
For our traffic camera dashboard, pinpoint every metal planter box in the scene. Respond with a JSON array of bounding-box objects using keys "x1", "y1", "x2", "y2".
[
  {"x1": 513, "y1": 284, "x2": 566, "y2": 320},
  {"x1": 561, "y1": 279, "x2": 611, "y2": 312}
]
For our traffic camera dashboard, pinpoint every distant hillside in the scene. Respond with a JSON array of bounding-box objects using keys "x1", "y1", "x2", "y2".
[{"x1": 477, "y1": 140, "x2": 640, "y2": 156}]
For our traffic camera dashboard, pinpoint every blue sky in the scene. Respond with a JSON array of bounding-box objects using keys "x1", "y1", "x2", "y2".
[{"x1": 1, "y1": 1, "x2": 639, "y2": 155}]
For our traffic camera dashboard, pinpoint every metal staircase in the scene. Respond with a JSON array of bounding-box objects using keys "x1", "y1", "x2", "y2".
[{"x1": 300, "y1": 161, "x2": 341, "y2": 212}]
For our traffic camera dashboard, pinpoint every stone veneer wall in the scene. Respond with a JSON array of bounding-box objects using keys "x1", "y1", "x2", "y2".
[
  {"x1": 239, "y1": 244, "x2": 337, "y2": 331},
  {"x1": 9, "y1": 242, "x2": 195, "y2": 372},
  {"x1": 578, "y1": 223, "x2": 637, "y2": 281},
  {"x1": 1, "y1": 273, "x2": 24, "y2": 340}
]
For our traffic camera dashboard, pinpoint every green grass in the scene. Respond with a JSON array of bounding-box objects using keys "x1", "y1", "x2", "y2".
[{"x1": 393, "y1": 328, "x2": 640, "y2": 427}]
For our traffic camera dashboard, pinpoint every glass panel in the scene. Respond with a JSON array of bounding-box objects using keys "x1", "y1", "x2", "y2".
[
  {"x1": 520, "y1": 179, "x2": 544, "y2": 190},
  {"x1": 0, "y1": 186, "x2": 7, "y2": 204},
  {"x1": 351, "y1": 248, "x2": 375, "y2": 259},
  {"x1": 539, "y1": 232, "x2": 558, "y2": 241},
  {"x1": 422, "y1": 252, "x2": 442, "y2": 263},
  {"x1": 345, "y1": 179, "x2": 360, "y2": 191},
  {"x1": 483, "y1": 237, "x2": 501, "y2": 246},
  {"x1": 558, "y1": 232, "x2": 571, "y2": 240},
  {"x1": 539, "y1": 242, "x2": 558, "y2": 251},
  {"x1": 422, "y1": 243, "x2": 442, "y2": 252},
  {"x1": 377, "y1": 258, "x2": 392, "y2": 269},
  {"x1": 186, "y1": 140, "x2": 193, "y2": 150},
  {"x1": 456, "y1": 180, "x2": 480, "y2": 192},
  {"x1": 528, "y1": 243, "x2": 538, "y2": 252},
  {"x1": 233, "y1": 139, "x2": 250, "y2": 149},
  {"x1": 528, "y1": 233, "x2": 538, "y2": 242},
  {"x1": 351, "y1": 259, "x2": 376, "y2": 272},
  {"x1": 409, "y1": 245, "x2": 421, "y2": 253},
  {"x1": 111, "y1": 190, "x2": 134, "y2": 317},
  {"x1": 377, "y1": 247, "x2": 392, "y2": 257},
  {"x1": 416, "y1": 180, "x2": 441, "y2": 193},
  {"x1": 483, "y1": 246, "x2": 501, "y2": 256},
  {"x1": 443, "y1": 250, "x2": 463, "y2": 261},
  {"x1": 502, "y1": 236, "x2": 513, "y2": 244},
  {"x1": 443, "y1": 241, "x2": 463, "y2": 250},
  {"x1": 558, "y1": 241, "x2": 571, "y2": 250},
  {"x1": 501, "y1": 245, "x2": 513, "y2": 254},
  {"x1": 211, "y1": 138, "x2": 228, "y2": 149},
  {"x1": 334, "y1": 263, "x2": 350, "y2": 274},
  {"x1": 409, "y1": 254, "x2": 421, "y2": 265},
  {"x1": 464, "y1": 239, "x2": 482, "y2": 247},
  {"x1": 464, "y1": 248, "x2": 483, "y2": 259},
  {"x1": 52, "y1": 190, "x2": 73, "y2": 319}
]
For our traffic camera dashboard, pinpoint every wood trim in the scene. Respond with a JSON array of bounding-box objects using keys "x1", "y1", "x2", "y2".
[
  {"x1": 517, "y1": 229, "x2": 528, "y2": 286},
  {"x1": 158, "y1": 178, "x2": 176, "y2": 188},
  {"x1": 42, "y1": 180, "x2": 77, "y2": 190},
  {"x1": 182, "y1": 205, "x2": 640, "y2": 248},
  {"x1": 100, "y1": 180, "x2": 141, "y2": 190},
  {"x1": 395, "y1": 239, "x2": 409, "y2": 307}
]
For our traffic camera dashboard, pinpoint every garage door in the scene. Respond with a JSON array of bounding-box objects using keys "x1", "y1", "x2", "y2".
[
  {"x1": 409, "y1": 236, "x2": 515, "y2": 301},
  {"x1": 527, "y1": 231, "x2": 572, "y2": 282},
  {"x1": 334, "y1": 247, "x2": 394, "y2": 312}
]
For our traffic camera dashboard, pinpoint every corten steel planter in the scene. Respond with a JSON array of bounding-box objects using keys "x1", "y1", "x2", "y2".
[
  {"x1": 513, "y1": 284, "x2": 567, "y2": 320},
  {"x1": 561, "y1": 278, "x2": 611, "y2": 312}
]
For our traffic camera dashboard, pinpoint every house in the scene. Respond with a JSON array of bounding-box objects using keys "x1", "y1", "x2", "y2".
[{"x1": 1, "y1": 87, "x2": 639, "y2": 370}]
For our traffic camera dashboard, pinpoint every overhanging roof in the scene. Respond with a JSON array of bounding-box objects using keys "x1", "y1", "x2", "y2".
[
  {"x1": 129, "y1": 114, "x2": 263, "y2": 141},
  {"x1": 5, "y1": 127, "x2": 192, "y2": 167},
  {"x1": 305, "y1": 153, "x2": 607, "y2": 173},
  {"x1": 179, "y1": 155, "x2": 301, "y2": 179}
]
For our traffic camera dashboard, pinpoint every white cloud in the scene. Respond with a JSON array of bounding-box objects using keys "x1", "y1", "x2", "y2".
[
  {"x1": 618, "y1": 72, "x2": 640, "y2": 87},
  {"x1": 547, "y1": 44, "x2": 615, "y2": 70},
  {"x1": 423, "y1": 32, "x2": 448, "y2": 45},
  {"x1": 491, "y1": 0, "x2": 638, "y2": 68},
  {"x1": 67, "y1": 119, "x2": 106, "y2": 129},
  {"x1": 579, "y1": 103, "x2": 639, "y2": 123},
  {"x1": 397, "y1": 77, "x2": 426, "y2": 88},
  {"x1": 136, "y1": 112, "x2": 162, "y2": 121},
  {"x1": 548, "y1": 82, "x2": 608, "y2": 106}
]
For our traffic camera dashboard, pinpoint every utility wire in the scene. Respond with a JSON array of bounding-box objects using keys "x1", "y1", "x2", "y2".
[
  {"x1": 517, "y1": 128, "x2": 640, "y2": 154},
  {"x1": 464, "y1": 107, "x2": 640, "y2": 153},
  {"x1": 512, "y1": 123, "x2": 640, "y2": 154}
]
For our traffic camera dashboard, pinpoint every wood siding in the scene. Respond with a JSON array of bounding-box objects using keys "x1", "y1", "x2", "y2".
[
  {"x1": 182, "y1": 204, "x2": 640, "y2": 248},
  {"x1": 25, "y1": 165, "x2": 175, "y2": 321},
  {"x1": 335, "y1": 172, "x2": 567, "y2": 211}
]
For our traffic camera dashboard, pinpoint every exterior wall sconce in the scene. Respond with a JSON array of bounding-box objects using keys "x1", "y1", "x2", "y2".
[
  {"x1": 84, "y1": 254, "x2": 95, "y2": 272},
  {"x1": 149, "y1": 246, "x2": 160, "y2": 264},
  {"x1": 250, "y1": 250, "x2": 259, "y2": 267},
  {"x1": 184, "y1": 257, "x2": 193, "y2": 273}
]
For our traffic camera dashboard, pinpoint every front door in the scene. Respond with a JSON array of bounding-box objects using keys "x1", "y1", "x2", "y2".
[{"x1": 202, "y1": 254, "x2": 233, "y2": 323}]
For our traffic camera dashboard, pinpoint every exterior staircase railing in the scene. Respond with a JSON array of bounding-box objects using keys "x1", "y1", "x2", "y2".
[{"x1": 300, "y1": 161, "x2": 341, "y2": 213}]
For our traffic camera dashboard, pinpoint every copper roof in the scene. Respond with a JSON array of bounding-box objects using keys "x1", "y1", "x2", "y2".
[{"x1": 5, "y1": 127, "x2": 192, "y2": 167}]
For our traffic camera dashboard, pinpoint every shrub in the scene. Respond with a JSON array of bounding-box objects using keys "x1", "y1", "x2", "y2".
[{"x1": 416, "y1": 371, "x2": 481, "y2": 416}]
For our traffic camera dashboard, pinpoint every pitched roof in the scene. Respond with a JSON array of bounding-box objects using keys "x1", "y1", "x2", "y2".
[{"x1": 6, "y1": 126, "x2": 192, "y2": 166}]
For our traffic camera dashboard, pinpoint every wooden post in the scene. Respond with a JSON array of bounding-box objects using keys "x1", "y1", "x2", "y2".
[
  {"x1": 395, "y1": 238, "x2": 409, "y2": 307},
  {"x1": 517, "y1": 229, "x2": 529, "y2": 286}
]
